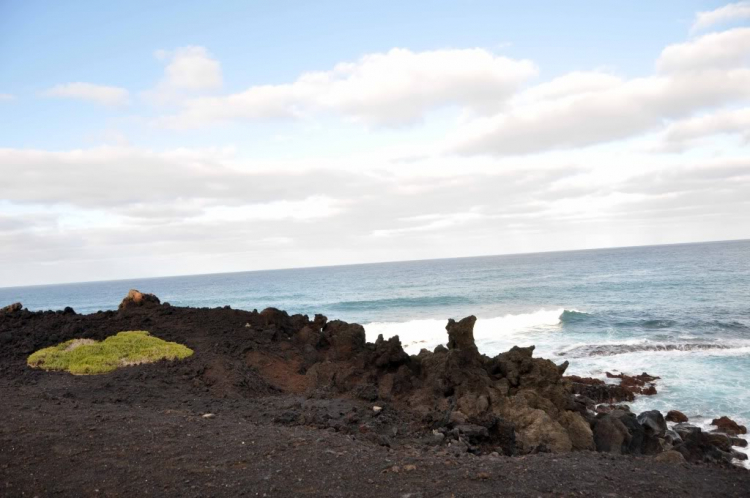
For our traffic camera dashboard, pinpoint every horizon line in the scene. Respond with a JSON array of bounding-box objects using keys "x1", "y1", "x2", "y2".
[{"x1": 2, "y1": 236, "x2": 748, "y2": 291}]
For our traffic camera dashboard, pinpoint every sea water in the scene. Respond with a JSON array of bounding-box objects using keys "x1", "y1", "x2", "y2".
[{"x1": 3, "y1": 240, "x2": 749, "y2": 460}]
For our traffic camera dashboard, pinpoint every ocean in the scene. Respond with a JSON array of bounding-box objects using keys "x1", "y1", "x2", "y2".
[{"x1": 3, "y1": 239, "x2": 749, "y2": 458}]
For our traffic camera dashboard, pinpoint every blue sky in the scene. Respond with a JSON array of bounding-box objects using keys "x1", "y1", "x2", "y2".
[
  {"x1": 0, "y1": 0, "x2": 724, "y2": 148},
  {"x1": 1, "y1": 1, "x2": 749, "y2": 286}
]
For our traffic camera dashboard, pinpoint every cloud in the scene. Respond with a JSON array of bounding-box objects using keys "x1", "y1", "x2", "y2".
[
  {"x1": 158, "y1": 48, "x2": 537, "y2": 128},
  {"x1": 145, "y1": 46, "x2": 223, "y2": 105},
  {"x1": 41, "y1": 83, "x2": 129, "y2": 107},
  {"x1": 657, "y1": 27, "x2": 750, "y2": 73},
  {"x1": 0, "y1": 93, "x2": 15, "y2": 102},
  {"x1": 372, "y1": 209, "x2": 487, "y2": 237},
  {"x1": 449, "y1": 28, "x2": 750, "y2": 156},
  {"x1": 196, "y1": 196, "x2": 345, "y2": 222},
  {"x1": 0, "y1": 146, "x2": 378, "y2": 210},
  {"x1": 692, "y1": 2, "x2": 750, "y2": 33},
  {"x1": 2, "y1": 142, "x2": 749, "y2": 286},
  {"x1": 659, "y1": 107, "x2": 750, "y2": 150}
]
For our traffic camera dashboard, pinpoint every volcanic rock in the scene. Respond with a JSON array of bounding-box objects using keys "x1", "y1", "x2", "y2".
[
  {"x1": 0, "y1": 302, "x2": 23, "y2": 314},
  {"x1": 666, "y1": 410, "x2": 689, "y2": 423},
  {"x1": 118, "y1": 290, "x2": 161, "y2": 310},
  {"x1": 565, "y1": 374, "x2": 652, "y2": 404},
  {"x1": 711, "y1": 416, "x2": 747, "y2": 435},
  {"x1": 592, "y1": 414, "x2": 630, "y2": 453},
  {"x1": 606, "y1": 371, "x2": 659, "y2": 396},
  {"x1": 638, "y1": 410, "x2": 667, "y2": 438}
]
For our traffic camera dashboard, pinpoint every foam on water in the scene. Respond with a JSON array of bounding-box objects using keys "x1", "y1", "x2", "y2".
[{"x1": 365, "y1": 308, "x2": 569, "y2": 354}]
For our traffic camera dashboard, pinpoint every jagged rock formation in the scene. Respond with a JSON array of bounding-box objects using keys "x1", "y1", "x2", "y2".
[{"x1": 302, "y1": 314, "x2": 593, "y2": 454}]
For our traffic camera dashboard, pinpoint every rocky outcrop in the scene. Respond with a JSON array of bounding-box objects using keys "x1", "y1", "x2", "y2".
[
  {"x1": 605, "y1": 372, "x2": 659, "y2": 396},
  {"x1": 711, "y1": 416, "x2": 747, "y2": 435},
  {"x1": 118, "y1": 290, "x2": 161, "y2": 310},
  {"x1": 669, "y1": 422, "x2": 749, "y2": 465},
  {"x1": 304, "y1": 314, "x2": 593, "y2": 455},
  {"x1": 565, "y1": 372, "x2": 659, "y2": 404},
  {"x1": 0, "y1": 303, "x2": 23, "y2": 314}
]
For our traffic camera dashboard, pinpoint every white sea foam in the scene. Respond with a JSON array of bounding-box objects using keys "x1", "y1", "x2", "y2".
[{"x1": 365, "y1": 308, "x2": 569, "y2": 354}]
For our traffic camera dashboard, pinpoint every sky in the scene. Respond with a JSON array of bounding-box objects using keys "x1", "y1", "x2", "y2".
[{"x1": 1, "y1": 0, "x2": 750, "y2": 287}]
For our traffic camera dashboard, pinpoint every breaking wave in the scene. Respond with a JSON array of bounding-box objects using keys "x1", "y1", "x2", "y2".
[
  {"x1": 559, "y1": 310, "x2": 592, "y2": 324},
  {"x1": 365, "y1": 308, "x2": 577, "y2": 354},
  {"x1": 557, "y1": 340, "x2": 750, "y2": 358}
]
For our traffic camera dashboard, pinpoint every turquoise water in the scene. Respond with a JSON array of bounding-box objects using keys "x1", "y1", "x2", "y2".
[{"x1": 2, "y1": 240, "x2": 749, "y2": 437}]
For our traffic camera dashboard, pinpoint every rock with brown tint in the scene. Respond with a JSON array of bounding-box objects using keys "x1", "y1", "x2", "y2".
[
  {"x1": 118, "y1": 290, "x2": 161, "y2": 310},
  {"x1": 566, "y1": 375, "x2": 635, "y2": 404},
  {"x1": 666, "y1": 410, "x2": 689, "y2": 423},
  {"x1": 604, "y1": 371, "x2": 659, "y2": 397},
  {"x1": 0, "y1": 302, "x2": 23, "y2": 314},
  {"x1": 322, "y1": 320, "x2": 366, "y2": 361},
  {"x1": 711, "y1": 416, "x2": 747, "y2": 435},
  {"x1": 446, "y1": 316, "x2": 479, "y2": 355}
]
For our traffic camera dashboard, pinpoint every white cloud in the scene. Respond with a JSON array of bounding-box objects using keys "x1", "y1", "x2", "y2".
[
  {"x1": 158, "y1": 48, "x2": 537, "y2": 128},
  {"x1": 657, "y1": 27, "x2": 750, "y2": 73},
  {"x1": 449, "y1": 28, "x2": 750, "y2": 157},
  {"x1": 659, "y1": 107, "x2": 750, "y2": 150},
  {"x1": 41, "y1": 82, "x2": 129, "y2": 107},
  {"x1": 197, "y1": 196, "x2": 344, "y2": 222},
  {"x1": 0, "y1": 93, "x2": 15, "y2": 101},
  {"x1": 372, "y1": 209, "x2": 486, "y2": 237},
  {"x1": 692, "y1": 2, "x2": 750, "y2": 33},
  {"x1": 2, "y1": 142, "x2": 749, "y2": 286},
  {"x1": 145, "y1": 46, "x2": 223, "y2": 105}
]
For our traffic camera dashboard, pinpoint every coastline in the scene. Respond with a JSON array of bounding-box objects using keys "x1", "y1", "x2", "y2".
[{"x1": 1, "y1": 292, "x2": 749, "y2": 497}]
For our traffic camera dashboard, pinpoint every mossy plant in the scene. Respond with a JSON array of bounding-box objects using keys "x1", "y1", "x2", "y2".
[{"x1": 27, "y1": 331, "x2": 193, "y2": 375}]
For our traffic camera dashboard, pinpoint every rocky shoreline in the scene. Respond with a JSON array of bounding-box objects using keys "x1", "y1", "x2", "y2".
[{"x1": 1, "y1": 291, "x2": 749, "y2": 497}]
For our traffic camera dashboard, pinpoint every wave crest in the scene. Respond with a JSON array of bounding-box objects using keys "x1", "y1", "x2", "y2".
[
  {"x1": 558, "y1": 341, "x2": 748, "y2": 358},
  {"x1": 560, "y1": 310, "x2": 591, "y2": 324},
  {"x1": 365, "y1": 307, "x2": 575, "y2": 354}
]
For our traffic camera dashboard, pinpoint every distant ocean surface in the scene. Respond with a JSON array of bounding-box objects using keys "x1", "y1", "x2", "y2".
[{"x1": 3, "y1": 240, "x2": 750, "y2": 457}]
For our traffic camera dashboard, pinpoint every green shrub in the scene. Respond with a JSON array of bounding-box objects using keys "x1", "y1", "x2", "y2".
[{"x1": 27, "y1": 331, "x2": 193, "y2": 375}]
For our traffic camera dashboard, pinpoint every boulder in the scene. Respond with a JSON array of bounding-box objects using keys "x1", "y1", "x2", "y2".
[
  {"x1": 614, "y1": 411, "x2": 645, "y2": 454},
  {"x1": 118, "y1": 290, "x2": 161, "y2": 310},
  {"x1": 663, "y1": 429, "x2": 683, "y2": 446},
  {"x1": 673, "y1": 425, "x2": 733, "y2": 464},
  {"x1": 711, "y1": 416, "x2": 747, "y2": 435},
  {"x1": 637, "y1": 410, "x2": 667, "y2": 438},
  {"x1": 673, "y1": 423, "x2": 700, "y2": 438},
  {"x1": 593, "y1": 414, "x2": 630, "y2": 454},
  {"x1": 559, "y1": 410, "x2": 595, "y2": 451},
  {"x1": 703, "y1": 432, "x2": 733, "y2": 452},
  {"x1": 666, "y1": 410, "x2": 688, "y2": 423},
  {"x1": 0, "y1": 302, "x2": 23, "y2": 314},
  {"x1": 731, "y1": 436, "x2": 748, "y2": 448}
]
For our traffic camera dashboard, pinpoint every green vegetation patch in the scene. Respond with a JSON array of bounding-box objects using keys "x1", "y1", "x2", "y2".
[{"x1": 27, "y1": 331, "x2": 193, "y2": 375}]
